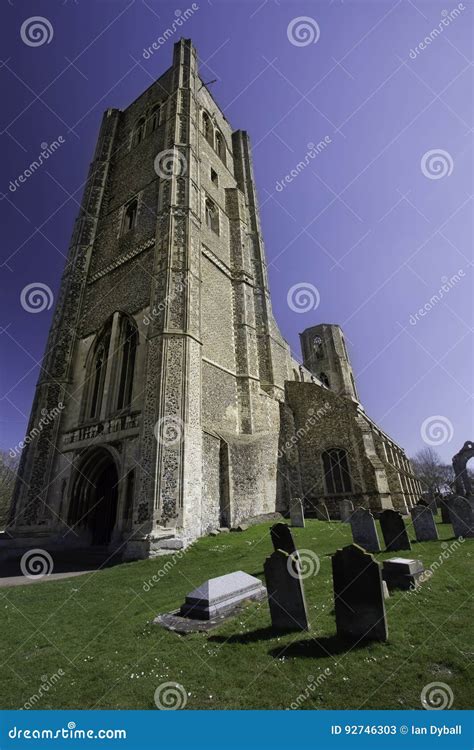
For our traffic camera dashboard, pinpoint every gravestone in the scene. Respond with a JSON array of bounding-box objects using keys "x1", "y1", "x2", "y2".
[
  {"x1": 179, "y1": 571, "x2": 267, "y2": 620},
  {"x1": 339, "y1": 498, "x2": 354, "y2": 523},
  {"x1": 379, "y1": 509, "x2": 411, "y2": 551},
  {"x1": 315, "y1": 502, "x2": 330, "y2": 521},
  {"x1": 440, "y1": 499, "x2": 451, "y2": 524},
  {"x1": 428, "y1": 497, "x2": 439, "y2": 516},
  {"x1": 264, "y1": 550, "x2": 309, "y2": 632},
  {"x1": 270, "y1": 523, "x2": 297, "y2": 555},
  {"x1": 382, "y1": 557, "x2": 425, "y2": 591},
  {"x1": 349, "y1": 508, "x2": 381, "y2": 552},
  {"x1": 410, "y1": 505, "x2": 439, "y2": 542},
  {"x1": 448, "y1": 496, "x2": 474, "y2": 538},
  {"x1": 331, "y1": 544, "x2": 388, "y2": 642},
  {"x1": 290, "y1": 497, "x2": 305, "y2": 528}
]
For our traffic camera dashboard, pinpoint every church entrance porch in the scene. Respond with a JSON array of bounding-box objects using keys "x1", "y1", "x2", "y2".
[{"x1": 67, "y1": 447, "x2": 120, "y2": 546}]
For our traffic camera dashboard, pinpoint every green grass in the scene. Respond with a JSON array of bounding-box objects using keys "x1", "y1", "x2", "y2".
[{"x1": 0, "y1": 520, "x2": 472, "y2": 710}]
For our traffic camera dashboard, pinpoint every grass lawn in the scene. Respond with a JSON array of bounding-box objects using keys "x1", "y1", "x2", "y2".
[{"x1": 0, "y1": 519, "x2": 472, "y2": 710}]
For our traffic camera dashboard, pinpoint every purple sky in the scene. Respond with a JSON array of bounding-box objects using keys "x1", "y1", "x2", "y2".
[{"x1": 0, "y1": 0, "x2": 472, "y2": 463}]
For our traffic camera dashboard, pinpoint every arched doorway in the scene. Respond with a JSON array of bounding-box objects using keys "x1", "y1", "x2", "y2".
[{"x1": 68, "y1": 448, "x2": 120, "y2": 546}]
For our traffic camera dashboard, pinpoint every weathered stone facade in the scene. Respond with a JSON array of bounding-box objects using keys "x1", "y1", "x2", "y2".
[{"x1": 4, "y1": 40, "x2": 421, "y2": 559}]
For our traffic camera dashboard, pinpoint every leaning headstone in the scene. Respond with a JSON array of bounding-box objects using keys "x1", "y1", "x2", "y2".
[
  {"x1": 350, "y1": 508, "x2": 381, "y2": 552},
  {"x1": 449, "y1": 496, "x2": 474, "y2": 538},
  {"x1": 270, "y1": 523, "x2": 297, "y2": 555},
  {"x1": 440, "y1": 499, "x2": 451, "y2": 524},
  {"x1": 339, "y1": 498, "x2": 354, "y2": 523},
  {"x1": 410, "y1": 505, "x2": 439, "y2": 542},
  {"x1": 290, "y1": 497, "x2": 305, "y2": 528},
  {"x1": 382, "y1": 558, "x2": 425, "y2": 591},
  {"x1": 379, "y1": 509, "x2": 411, "y2": 551},
  {"x1": 331, "y1": 544, "x2": 388, "y2": 642},
  {"x1": 264, "y1": 550, "x2": 309, "y2": 632},
  {"x1": 428, "y1": 497, "x2": 439, "y2": 516},
  {"x1": 315, "y1": 502, "x2": 330, "y2": 521},
  {"x1": 179, "y1": 571, "x2": 267, "y2": 620}
]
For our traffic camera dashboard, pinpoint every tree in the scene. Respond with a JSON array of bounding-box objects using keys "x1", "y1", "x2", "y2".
[
  {"x1": 411, "y1": 447, "x2": 453, "y2": 497},
  {"x1": 0, "y1": 451, "x2": 18, "y2": 529}
]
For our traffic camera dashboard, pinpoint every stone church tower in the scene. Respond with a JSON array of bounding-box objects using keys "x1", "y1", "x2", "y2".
[{"x1": 5, "y1": 40, "x2": 422, "y2": 560}]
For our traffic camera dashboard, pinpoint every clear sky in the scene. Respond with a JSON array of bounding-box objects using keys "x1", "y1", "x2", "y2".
[{"x1": 0, "y1": 0, "x2": 472, "y2": 463}]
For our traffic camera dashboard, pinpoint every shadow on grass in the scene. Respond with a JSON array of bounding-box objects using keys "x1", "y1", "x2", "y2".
[
  {"x1": 208, "y1": 626, "x2": 276, "y2": 644},
  {"x1": 269, "y1": 635, "x2": 367, "y2": 659}
]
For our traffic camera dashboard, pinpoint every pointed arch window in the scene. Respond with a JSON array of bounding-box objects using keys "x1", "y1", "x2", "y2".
[
  {"x1": 215, "y1": 130, "x2": 226, "y2": 165},
  {"x1": 133, "y1": 117, "x2": 146, "y2": 146},
  {"x1": 202, "y1": 111, "x2": 213, "y2": 146},
  {"x1": 322, "y1": 448, "x2": 352, "y2": 495},
  {"x1": 313, "y1": 335, "x2": 324, "y2": 360},
  {"x1": 320, "y1": 372, "x2": 330, "y2": 388},
  {"x1": 205, "y1": 198, "x2": 219, "y2": 234},
  {"x1": 87, "y1": 326, "x2": 111, "y2": 420},
  {"x1": 150, "y1": 105, "x2": 160, "y2": 132},
  {"x1": 116, "y1": 317, "x2": 138, "y2": 411}
]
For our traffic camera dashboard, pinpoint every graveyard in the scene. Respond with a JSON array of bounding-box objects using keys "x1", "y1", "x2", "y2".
[{"x1": 0, "y1": 515, "x2": 471, "y2": 711}]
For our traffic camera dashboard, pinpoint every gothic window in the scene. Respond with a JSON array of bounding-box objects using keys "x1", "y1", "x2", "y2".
[
  {"x1": 322, "y1": 448, "x2": 352, "y2": 495},
  {"x1": 159, "y1": 99, "x2": 167, "y2": 125},
  {"x1": 211, "y1": 167, "x2": 219, "y2": 186},
  {"x1": 215, "y1": 130, "x2": 226, "y2": 165},
  {"x1": 320, "y1": 372, "x2": 330, "y2": 388},
  {"x1": 313, "y1": 335, "x2": 324, "y2": 359},
  {"x1": 122, "y1": 199, "x2": 138, "y2": 234},
  {"x1": 87, "y1": 326, "x2": 111, "y2": 420},
  {"x1": 150, "y1": 105, "x2": 160, "y2": 132},
  {"x1": 202, "y1": 111, "x2": 213, "y2": 146},
  {"x1": 205, "y1": 198, "x2": 219, "y2": 234},
  {"x1": 133, "y1": 117, "x2": 146, "y2": 146},
  {"x1": 115, "y1": 317, "x2": 138, "y2": 411}
]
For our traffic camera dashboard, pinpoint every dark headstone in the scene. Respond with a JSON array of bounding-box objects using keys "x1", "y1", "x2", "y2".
[
  {"x1": 339, "y1": 498, "x2": 354, "y2": 523},
  {"x1": 331, "y1": 544, "x2": 388, "y2": 642},
  {"x1": 349, "y1": 508, "x2": 381, "y2": 552},
  {"x1": 382, "y1": 557, "x2": 425, "y2": 591},
  {"x1": 410, "y1": 505, "x2": 439, "y2": 542},
  {"x1": 449, "y1": 496, "x2": 474, "y2": 538},
  {"x1": 290, "y1": 497, "x2": 305, "y2": 528},
  {"x1": 264, "y1": 550, "x2": 309, "y2": 632},
  {"x1": 270, "y1": 523, "x2": 296, "y2": 555},
  {"x1": 315, "y1": 502, "x2": 330, "y2": 521},
  {"x1": 379, "y1": 509, "x2": 411, "y2": 551},
  {"x1": 440, "y1": 499, "x2": 451, "y2": 523}
]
